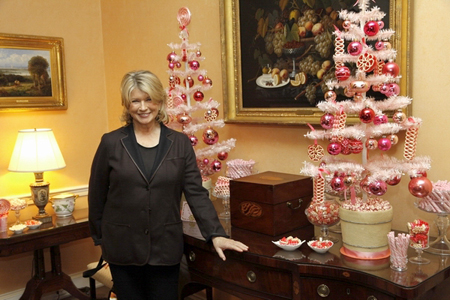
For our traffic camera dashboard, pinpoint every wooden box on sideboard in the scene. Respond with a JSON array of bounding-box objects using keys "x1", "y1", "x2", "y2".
[{"x1": 230, "y1": 171, "x2": 313, "y2": 236}]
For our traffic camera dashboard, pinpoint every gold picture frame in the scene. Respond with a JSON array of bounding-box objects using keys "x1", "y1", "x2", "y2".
[
  {"x1": 220, "y1": 0, "x2": 410, "y2": 125},
  {"x1": 0, "y1": 33, "x2": 67, "y2": 111}
]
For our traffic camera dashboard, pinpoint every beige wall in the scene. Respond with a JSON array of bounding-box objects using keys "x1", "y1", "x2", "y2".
[{"x1": 0, "y1": 0, "x2": 449, "y2": 296}]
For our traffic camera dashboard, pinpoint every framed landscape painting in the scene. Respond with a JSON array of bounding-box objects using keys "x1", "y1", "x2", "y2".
[
  {"x1": 220, "y1": 0, "x2": 410, "y2": 125},
  {"x1": 0, "y1": 33, "x2": 67, "y2": 111}
]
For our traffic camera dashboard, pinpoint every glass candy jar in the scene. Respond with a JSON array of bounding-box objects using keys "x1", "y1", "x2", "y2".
[{"x1": 305, "y1": 199, "x2": 340, "y2": 243}]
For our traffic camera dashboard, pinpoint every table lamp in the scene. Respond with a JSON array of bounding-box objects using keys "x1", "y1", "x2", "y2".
[{"x1": 8, "y1": 128, "x2": 66, "y2": 223}]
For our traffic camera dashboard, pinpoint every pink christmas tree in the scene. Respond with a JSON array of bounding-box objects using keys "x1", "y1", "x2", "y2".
[
  {"x1": 300, "y1": 0, "x2": 432, "y2": 259},
  {"x1": 165, "y1": 7, "x2": 236, "y2": 180}
]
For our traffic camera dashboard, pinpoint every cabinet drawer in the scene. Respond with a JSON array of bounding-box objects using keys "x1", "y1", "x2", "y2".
[
  {"x1": 299, "y1": 277, "x2": 394, "y2": 300},
  {"x1": 186, "y1": 245, "x2": 292, "y2": 298}
]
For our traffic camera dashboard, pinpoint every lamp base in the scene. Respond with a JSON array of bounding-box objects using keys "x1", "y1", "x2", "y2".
[{"x1": 33, "y1": 214, "x2": 53, "y2": 223}]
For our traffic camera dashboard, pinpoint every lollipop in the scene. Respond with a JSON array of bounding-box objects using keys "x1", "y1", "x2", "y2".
[{"x1": 177, "y1": 7, "x2": 191, "y2": 27}]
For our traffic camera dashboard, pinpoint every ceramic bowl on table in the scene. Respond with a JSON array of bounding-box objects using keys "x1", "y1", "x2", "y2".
[
  {"x1": 9, "y1": 224, "x2": 27, "y2": 234},
  {"x1": 272, "y1": 236, "x2": 306, "y2": 251},
  {"x1": 308, "y1": 239, "x2": 334, "y2": 254},
  {"x1": 25, "y1": 219, "x2": 42, "y2": 230}
]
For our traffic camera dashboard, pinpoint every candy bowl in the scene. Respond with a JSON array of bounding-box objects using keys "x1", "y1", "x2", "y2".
[
  {"x1": 308, "y1": 239, "x2": 334, "y2": 254},
  {"x1": 272, "y1": 236, "x2": 305, "y2": 251},
  {"x1": 25, "y1": 219, "x2": 42, "y2": 230},
  {"x1": 9, "y1": 224, "x2": 27, "y2": 234}
]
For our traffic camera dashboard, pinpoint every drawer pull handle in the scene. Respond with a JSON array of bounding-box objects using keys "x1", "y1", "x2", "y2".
[
  {"x1": 287, "y1": 198, "x2": 303, "y2": 210},
  {"x1": 188, "y1": 251, "x2": 196, "y2": 262},
  {"x1": 247, "y1": 271, "x2": 256, "y2": 283},
  {"x1": 317, "y1": 284, "x2": 330, "y2": 297}
]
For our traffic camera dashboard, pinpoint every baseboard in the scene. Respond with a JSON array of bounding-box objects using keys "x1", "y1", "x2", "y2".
[{"x1": 0, "y1": 271, "x2": 101, "y2": 300}]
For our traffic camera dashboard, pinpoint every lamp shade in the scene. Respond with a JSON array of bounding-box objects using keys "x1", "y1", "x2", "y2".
[{"x1": 8, "y1": 128, "x2": 66, "y2": 173}]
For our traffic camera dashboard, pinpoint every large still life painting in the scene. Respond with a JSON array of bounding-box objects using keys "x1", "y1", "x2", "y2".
[{"x1": 220, "y1": 0, "x2": 410, "y2": 124}]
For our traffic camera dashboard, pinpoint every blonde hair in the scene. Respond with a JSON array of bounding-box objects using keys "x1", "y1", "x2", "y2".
[{"x1": 120, "y1": 70, "x2": 169, "y2": 124}]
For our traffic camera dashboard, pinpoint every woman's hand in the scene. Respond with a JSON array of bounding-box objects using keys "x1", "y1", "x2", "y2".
[{"x1": 212, "y1": 236, "x2": 249, "y2": 261}]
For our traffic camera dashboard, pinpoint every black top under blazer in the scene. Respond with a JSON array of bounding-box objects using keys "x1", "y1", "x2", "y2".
[{"x1": 88, "y1": 123, "x2": 227, "y2": 266}]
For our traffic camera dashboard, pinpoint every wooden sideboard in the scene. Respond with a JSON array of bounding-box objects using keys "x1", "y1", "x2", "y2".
[{"x1": 183, "y1": 221, "x2": 450, "y2": 300}]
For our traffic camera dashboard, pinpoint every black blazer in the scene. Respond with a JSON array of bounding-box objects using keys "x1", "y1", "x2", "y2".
[{"x1": 88, "y1": 124, "x2": 226, "y2": 266}]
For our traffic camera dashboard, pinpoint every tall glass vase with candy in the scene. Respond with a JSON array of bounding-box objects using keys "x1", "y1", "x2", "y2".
[
  {"x1": 305, "y1": 173, "x2": 340, "y2": 243},
  {"x1": 9, "y1": 198, "x2": 27, "y2": 225},
  {"x1": 408, "y1": 219, "x2": 430, "y2": 264}
]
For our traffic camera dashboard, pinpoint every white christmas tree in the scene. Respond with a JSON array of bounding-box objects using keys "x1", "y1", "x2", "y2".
[
  {"x1": 300, "y1": 0, "x2": 432, "y2": 258},
  {"x1": 165, "y1": 7, "x2": 236, "y2": 180}
]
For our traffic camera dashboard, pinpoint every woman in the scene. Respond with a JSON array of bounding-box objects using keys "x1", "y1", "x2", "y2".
[{"x1": 88, "y1": 70, "x2": 248, "y2": 300}]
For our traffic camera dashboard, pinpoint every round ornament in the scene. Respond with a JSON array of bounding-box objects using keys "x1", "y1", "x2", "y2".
[
  {"x1": 386, "y1": 83, "x2": 400, "y2": 97},
  {"x1": 168, "y1": 62, "x2": 175, "y2": 70},
  {"x1": 203, "y1": 77, "x2": 213, "y2": 86},
  {"x1": 176, "y1": 62, "x2": 182, "y2": 68},
  {"x1": 203, "y1": 158, "x2": 209, "y2": 165},
  {"x1": 211, "y1": 160, "x2": 222, "y2": 172},
  {"x1": 348, "y1": 41, "x2": 363, "y2": 56},
  {"x1": 198, "y1": 74, "x2": 204, "y2": 82},
  {"x1": 189, "y1": 135, "x2": 198, "y2": 146},
  {"x1": 218, "y1": 151, "x2": 228, "y2": 160},
  {"x1": 388, "y1": 134, "x2": 399, "y2": 145},
  {"x1": 308, "y1": 144, "x2": 325, "y2": 162},
  {"x1": 383, "y1": 41, "x2": 392, "y2": 50},
  {"x1": 167, "y1": 51, "x2": 177, "y2": 62},
  {"x1": 393, "y1": 110, "x2": 406, "y2": 123},
  {"x1": 408, "y1": 176, "x2": 432, "y2": 198},
  {"x1": 343, "y1": 175, "x2": 355, "y2": 187},
  {"x1": 324, "y1": 90, "x2": 337, "y2": 102},
  {"x1": 320, "y1": 113, "x2": 334, "y2": 129},
  {"x1": 331, "y1": 175, "x2": 345, "y2": 192},
  {"x1": 373, "y1": 114, "x2": 388, "y2": 125},
  {"x1": 387, "y1": 176, "x2": 401, "y2": 186},
  {"x1": 181, "y1": 93, "x2": 187, "y2": 101},
  {"x1": 350, "y1": 80, "x2": 371, "y2": 93},
  {"x1": 176, "y1": 113, "x2": 192, "y2": 125},
  {"x1": 343, "y1": 20, "x2": 351, "y2": 30},
  {"x1": 193, "y1": 90, "x2": 204, "y2": 102},
  {"x1": 196, "y1": 50, "x2": 202, "y2": 57},
  {"x1": 340, "y1": 139, "x2": 351, "y2": 155},
  {"x1": 359, "y1": 107, "x2": 375, "y2": 123},
  {"x1": 375, "y1": 40, "x2": 385, "y2": 50},
  {"x1": 377, "y1": 20, "x2": 385, "y2": 29},
  {"x1": 335, "y1": 66, "x2": 351, "y2": 81},
  {"x1": 365, "y1": 138, "x2": 378, "y2": 150},
  {"x1": 350, "y1": 139, "x2": 363, "y2": 154},
  {"x1": 202, "y1": 127, "x2": 219, "y2": 145},
  {"x1": 344, "y1": 87, "x2": 355, "y2": 97},
  {"x1": 360, "y1": 176, "x2": 370, "y2": 193},
  {"x1": 364, "y1": 21, "x2": 380, "y2": 36},
  {"x1": 327, "y1": 142, "x2": 342, "y2": 155},
  {"x1": 189, "y1": 60, "x2": 200, "y2": 71},
  {"x1": 378, "y1": 137, "x2": 392, "y2": 151},
  {"x1": 369, "y1": 180, "x2": 388, "y2": 196},
  {"x1": 382, "y1": 61, "x2": 400, "y2": 77}
]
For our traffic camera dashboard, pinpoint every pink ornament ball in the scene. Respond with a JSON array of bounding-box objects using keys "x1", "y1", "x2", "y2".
[
  {"x1": 379, "y1": 83, "x2": 389, "y2": 94},
  {"x1": 364, "y1": 21, "x2": 380, "y2": 36},
  {"x1": 203, "y1": 77, "x2": 213, "y2": 87},
  {"x1": 382, "y1": 61, "x2": 400, "y2": 77},
  {"x1": 203, "y1": 158, "x2": 210, "y2": 165},
  {"x1": 343, "y1": 20, "x2": 351, "y2": 30},
  {"x1": 217, "y1": 151, "x2": 228, "y2": 160},
  {"x1": 373, "y1": 114, "x2": 388, "y2": 125},
  {"x1": 198, "y1": 74, "x2": 204, "y2": 82},
  {"x1": 348, "y1": 41, "x2": 363, "y2": 56},
  {"x1": 335, "y1": 66, "x2": 351, "y2": 81},
  {"x1": 369, "y1": 180, "x2": 388, "y2": 196},
  {"x1": 387, "y1": 176, "x2": 401, "y2": 186},
  {"x1": 202, "y1": 127, "x2": 219, "y2": 145},
  {"x1": 327, "y1": 142, "x2": 342, "y2": 155},
  {"x1": 320, "y1": 113, "x2": 335, "y2": 129},
  {"x1": 176, "y1": 113, "x2": 192, "y2": 125},
  {"x1": 196, "y1": 50, "x2": 202, "y2": 57},
  {"x1": 168, "y1": 62, "x2": 175, "y2": 70},
  {"x1": 359, "y1": 107, "x2": 375, "y2": 123},
  {"x1": 375, "y1": 40, "x2": 385, "y2": 50},
  {"x1": 193, "y1": 90, "x2": 204, "y2": 102},
  {"x1": 393, "y1": 111, "x2": 406, "y2": 123},
  {"x1": 378, "y1": 137, "x2": 392, "y2": 151},
  {"x1": 189, "y1": 60, "x2": 200, "y2": 71},
  {"x1": 409, "y1": 176, "x2": 433, "y2": 198},
  {"x1": 350, "y1": 139, "x2": 363, "y2": 154},
  {"x1": 176, "y1": 62, "x2": 182, "y2": 68},
  {"x1": 365, "y1": 138, "x2": 378, "y2": 150},
  {"x1": 386, "y1": 83, "x2": 400, "y2": 97},
  {"x1": 211, "y1": 160, "x2": 222, "y2": 172},
  {"x1": 330, "y1": 176, "x2": 345, "y2": 192},
  {"x1": 377, "y1": 20, "x2": 385, "y2": 29},
  {"x1": 189, "y1": 135, "x2": 198, "y2": 146},
  {"x1": 167, "y1": 51, "x2": 177, "y2": 62},
  {"x1": 183, "y1": 76, "x2": 194, "y2": 88}
]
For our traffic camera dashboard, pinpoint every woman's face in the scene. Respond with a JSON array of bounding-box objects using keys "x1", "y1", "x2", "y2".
[{"x1": 128, "y1": 88, "x2": 161, "y2": 126}]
